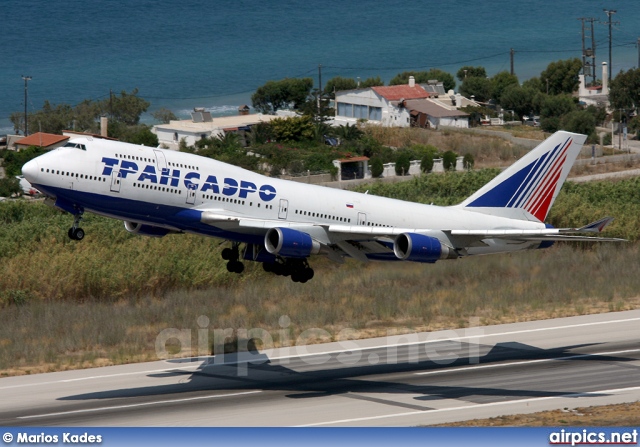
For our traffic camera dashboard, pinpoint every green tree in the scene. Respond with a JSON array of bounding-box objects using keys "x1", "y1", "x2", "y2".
[
  {"x1": 499, "y1": 84, "x2": 537, "y2": 119},
  {"x1": 609, "y1": 68, "x2": 640, "y2": 113},
  {"x1": 442, "y1": 150, "x2": 457, "y2": 171},
  {"x1": 0, "y1": 177, "x2": 21, "y2": 197},
  {"x1": 420, "y1": 152, "x2": 434, "y2": 173},
  {"x1": 459, "y1": 77, "x2": 493, "y2": 102},
  {"x1": 370, "y1": 157, "x2": 384, "y2": 178},
  {"x1": 539, "y1": 58, "x2": 583, "y2": 95},
  {"x1": 539, "y1": 94, "x2": 577, "y2": 132},
  {"x1": 463, "y1": 153, "x2": 474, "y2": 170},
  {"x1": 152, "y1": 108, "x2": 178, "y2": 124},
  {"x1": 360, "y1": 76, "x2": 384, "y2": 88},
  {"x1": 395, "y1": 152, "x2": 411, "y2": 176},
  {"x1": 560, "y1": 110, "x2": 596, "y2": 137},
  {"x1": 456, "y1": 66, "x2": 487, "y2": 81},
  {"x1": 251, "y1": 78, "x2": 314, "y2": 114},
  {"x1": 324, "y1": 76, "x2": 358, "y2": 98},
  {"x1": 107, "y1": 89, "x2": 150, "y2": 125},
  {"x1": 269, "y1": 116, "x2": 315, "y2": 142},
  {"x1": 490, "y1": 71, "x2": 519, "y2": 102},
  {"x1": 335, "y1": 123, "x2": 363, "y2": 141},
  {"x1": 390, "y1": 69, "x2": 455, "y2": 91}
]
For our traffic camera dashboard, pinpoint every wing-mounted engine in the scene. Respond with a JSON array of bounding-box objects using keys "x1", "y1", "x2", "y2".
[
  {"x1": 393, "y1": 233, "x2": 457, "y2": 263},
  {"x1": 265, "y1": 227, "x2": 321, "y2": 258},
  {"x1": 124, "y1": 221, "x2": 172, "y2": 238}
]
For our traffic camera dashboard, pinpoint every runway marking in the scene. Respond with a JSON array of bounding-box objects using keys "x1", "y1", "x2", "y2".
[
  {"x1": 1, "y1": 315, "x2": 639, "y2": 391},
  {"x1": 295, "y1": 385, "x2": 640, "y2": 427},
  {"x1": 17, "y1": 390, "x2": 262, "y2": 420},
  {"x1": 415, "y1": 348, "x2": 640, "y2": 376}
]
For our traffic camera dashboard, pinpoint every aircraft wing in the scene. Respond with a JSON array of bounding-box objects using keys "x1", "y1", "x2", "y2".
[{"x1": 196, "y1": 210, "x2": 624, "y2": 260}]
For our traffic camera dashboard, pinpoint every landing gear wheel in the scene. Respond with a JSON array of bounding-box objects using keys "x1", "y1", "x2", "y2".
[
  {"x1": 226, "y1": 260, "x2": 244, "y2": 274},
  {"x1": 68, "y1": 210, "x2": 85, "y2": 241},
  {"x1": 221, "y1": 248, "x2": 233, "y2": 260},
  {"x1": 68, "y1": 227, "x2": 85, "y2": 240},
  {"x1": 73, "y1": 227, "x2": 85, "y2": 241}
]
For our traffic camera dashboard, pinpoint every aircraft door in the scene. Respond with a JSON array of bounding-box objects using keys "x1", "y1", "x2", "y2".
[
  {"x1": 110, "y1": 171, "x2": 121, "y2": 193},
  {"x1": 357, "y1": 212, "x2": 367, "y2": 226},
  {"x1": 186, "y1": 185, "x2": 197, "y2": 205},
  {"x1": 154, "y1": 150, "x2": 167, "y2": 170},
  {"x1": 278, "y1": 199, "x2": 289, "y2": 219}
]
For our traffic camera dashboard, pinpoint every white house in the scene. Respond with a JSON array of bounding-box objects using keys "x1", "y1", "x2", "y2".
[
  {"x1": 153, "y1": 108, "x2": 278, "y2": 150},
  {"x1": 334, "y1": 77, "x2": 433, "y2": 127},
  {"x1": 404, "y1": 99, "x2": 470, "y2": 129},
  {"x1": 578, "y1": 62, "x2": 610, "y2": 109},
  {"x1": 334, "y1": 77, "x2": 469, "y2": 129}
]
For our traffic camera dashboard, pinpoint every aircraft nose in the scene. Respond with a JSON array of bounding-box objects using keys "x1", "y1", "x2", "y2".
[{"x1": 22, "y1": 159, "x2": 39, "y2": 183}]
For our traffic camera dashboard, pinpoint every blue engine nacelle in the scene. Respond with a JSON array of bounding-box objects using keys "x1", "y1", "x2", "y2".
[
  {"x1": 124, "y1": 221, "x2": 171, "y2": 238},
  {"x1": 393, "y1": 233, "x2": 451, "y2": 263},
  {"x1": 265, "y1": 227, "x2": 321, "y2": 258}
]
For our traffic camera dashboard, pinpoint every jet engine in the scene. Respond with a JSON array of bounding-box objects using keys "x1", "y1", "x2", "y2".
[
  {"x1": 393, "y1": 233, "x2": 453, "y2": 263},
  {"x1": 265, "y1": 227, "x2": 321, "y2": 258}
]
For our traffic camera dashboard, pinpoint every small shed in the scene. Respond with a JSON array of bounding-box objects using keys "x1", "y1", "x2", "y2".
[{"x1": 333, "y1": 156, "x2": 370, "y2": 180}]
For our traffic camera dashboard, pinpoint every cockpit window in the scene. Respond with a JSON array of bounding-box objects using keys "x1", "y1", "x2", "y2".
[{"x1": 64, "y1": 142, "x2": 87, "y2": 150}]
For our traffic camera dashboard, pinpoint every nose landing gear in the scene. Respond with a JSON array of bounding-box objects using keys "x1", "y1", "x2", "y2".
[{"x1": 68, "y1": 211, "x2": 85, "y2": 241}]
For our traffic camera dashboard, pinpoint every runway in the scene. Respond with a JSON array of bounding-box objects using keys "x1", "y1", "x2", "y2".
[{"x1": 1, "y1": 310, "x2": 639, "y2": 427}]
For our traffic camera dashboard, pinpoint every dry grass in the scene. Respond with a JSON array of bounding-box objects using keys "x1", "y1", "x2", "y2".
[
  {"x1": 1, "y1": 243, "x2": 639, "y2": 376},
  {"x1": 435, "y1": 401, "x2": 640, "y2": 426}
]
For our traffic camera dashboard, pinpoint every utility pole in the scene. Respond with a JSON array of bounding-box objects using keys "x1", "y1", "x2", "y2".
[
  {"x1": 510, "y1": 48, "x2": 515, "y2": 76},
  {"x1": 603, "y1": 9, "x2": 618, "y2": 81},
  {"x1": 317, "y1": 64, "x2": 322, "y2": 122},
  {"x1": 21, "y1": 75, "x2": 32, "y2": 136},
  {"x1": 578, "y1": 18, "x2": 597, "y2": 84},
  {"x1": 637, "y1": 37, "x2": 640, "y2": 68}
]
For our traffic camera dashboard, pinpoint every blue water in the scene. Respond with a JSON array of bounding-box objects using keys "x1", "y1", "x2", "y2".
[{"x1": 2, "y1": 0, "x2": 639, "y2": 134}]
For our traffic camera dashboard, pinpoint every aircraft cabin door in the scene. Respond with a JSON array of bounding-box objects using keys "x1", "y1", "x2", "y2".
[
  {"x1": 278, "y1": 199, "x2": 289, "y2": 219},
  {"x1": 154, "y1": 150, "x2": 167, "y2": 170},
  {"x1": 110, "y1": 171, "x2": 121, "y2": 193},
  {"x1": 357, "y1": 212, "x2": 367, "y2": 226},
  {"x1": 186, "y1": 186, "x2": 197, "y2": 205}
]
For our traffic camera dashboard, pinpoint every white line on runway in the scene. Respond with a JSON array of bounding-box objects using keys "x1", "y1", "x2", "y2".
[
  {"x1": 1, "y1": 315, "x2": 639, "y2": 391},
  {"x1": 17, "y1": 390, "x2": 262, "y2": 420},
  {"x1": 415, "y1": 348, "x2": 640, "y2": 376},
  {"x1": 295, "y1": 386, "x2": 640, "y2": 427}
]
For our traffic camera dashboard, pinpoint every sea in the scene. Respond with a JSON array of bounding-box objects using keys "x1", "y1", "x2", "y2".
[{"x1": 2, "y1": 0, "x2": 639, "y2": 135}]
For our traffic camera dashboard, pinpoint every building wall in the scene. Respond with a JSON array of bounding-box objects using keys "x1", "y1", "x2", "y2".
[{"x1": 334, "y1": 89, "x2": 411, "y2": 128}]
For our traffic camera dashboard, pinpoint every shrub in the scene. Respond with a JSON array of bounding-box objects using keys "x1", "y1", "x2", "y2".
[
  {"x1": 370, "y1": 157, "x2": 384, "y2": 178},
  {"x1": 0, "y1": 177, "x2": 21, "y2": 197},
  {"x1": 463, "y1": 153, "x2": 475, "y2": 170},
  {"x1": 442, "y1": 151, "x2": 458, "y2": 171},
  {"x1": 420, "y1": 153, "x2": 434, "y2": 173},
  {"x1": 395, "y1": 152, "x2": 411, "y2": 176}
]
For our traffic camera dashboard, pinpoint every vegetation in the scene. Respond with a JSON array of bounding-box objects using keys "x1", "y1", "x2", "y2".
[
  {"x1": 251, "y1": 78, "x2": 314, "y2": 114},
  {"x1": 389, "y1": 69, "x2": 456, "y2": 91},
  {"x1": 9, "y1": 89, "x2": 154, "y2": 144},
  {"x1": 0, "y1": 177, "x2": 21, "y2": 197}
]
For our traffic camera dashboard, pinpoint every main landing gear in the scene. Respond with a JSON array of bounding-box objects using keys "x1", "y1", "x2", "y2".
[
  {"x1": 263, "y1": 258, "x2": 314, "y2": 283},
  {"x1": 221, "y1": 243, "x2": 245, "y2": 274},
  {"x1": 68, "y1": 212, "x2": 85, "y2": 241}
]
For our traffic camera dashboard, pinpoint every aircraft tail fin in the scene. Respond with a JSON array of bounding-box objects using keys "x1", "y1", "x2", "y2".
[{"x1": 458, "y1": 131, "x2": 587, "y2": 222}]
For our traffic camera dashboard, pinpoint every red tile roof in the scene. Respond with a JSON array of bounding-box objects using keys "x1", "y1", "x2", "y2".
[
  {"x1": 372, "y1": 84, "x2": 431, "y2": 101},
  {"x1": 15, "y1": 132, "x2": 69, "y2": 147}
]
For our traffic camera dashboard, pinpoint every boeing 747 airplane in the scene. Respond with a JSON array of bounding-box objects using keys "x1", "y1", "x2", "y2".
[{"x1": 21, "y1": 130, "x2": 620, "y2": 282}]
